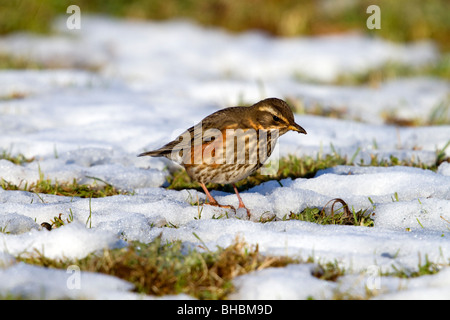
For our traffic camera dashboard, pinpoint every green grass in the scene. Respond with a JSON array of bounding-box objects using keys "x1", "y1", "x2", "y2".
[
  {"x1": 382, "y1": 97, "x2": 450, "y2": 127},
  {"x1": 166, "y1": 145, "x2": 449, "y2": 228},
  {"x1": 1, "y1": 144, "x2": 448, "y2": 230},
  {"x1": 386, "y1": 254, "x2": 443, "y2": 279},
  {"x1": 167, "y1": 145, "x2": 450, "y2": 194},
  {"x1": 2, "y1": 142, "x2": 449, "y2": 202},
  {"x1": 17, "y1": 237, "x2": 297, "y2": 299},
  {"x1": 288, "y1": 92, "x2": 450, "y2": 127},
  {"x1": 13, "y1": 235, "x2": 450, "y2": 299},
  {"x1": 0, "y1": 150, "x2": 35, "y2": 165},
  {"x1": 294, "y1": 56, "x2": 450, "y2": 87},
  {"x1": 0, "y1": 150, "x2": 128, "y2": 198},
  {"x1": 0, "y1": 174, "x2": 126, "y2": 198},
  {"x1": 167, "y1": 152, "x2": 349, "y2": 193},
  {"x1": 286, "y1": 198, "x2": 374, "y2": 227},
  {"x1": 0, "y1": 53, "x2": 44, "y2": 70},
  {"x1": 334, "y1": 56, "x2": 450, "y2": 86},
  {"x1": 1, "y1": 0, "x2": 449, "y2": 52}
]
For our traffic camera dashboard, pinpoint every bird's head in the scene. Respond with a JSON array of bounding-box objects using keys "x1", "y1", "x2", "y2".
[{"x1": 251, "y1": 98, "x2": 307, "y2": 135}]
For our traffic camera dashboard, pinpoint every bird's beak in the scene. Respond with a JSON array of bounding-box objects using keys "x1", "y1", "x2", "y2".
[{"x1": 288, "y1": 123, "x2": 307, "y2": 134}]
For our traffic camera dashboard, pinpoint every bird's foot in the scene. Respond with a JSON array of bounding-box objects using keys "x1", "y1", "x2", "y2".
[
  {"x1": 204, "y1": 202, "x2": 254, "y2": 220},
  {"x1": 205, "y1": 202, "x2": 252, "y2": 220},
  {"x1": 237, "y1": 204, "x2": 251, "y2": 219},
  {"x1": 204, "y1": 201, "x2": 236, "y2": 212}
]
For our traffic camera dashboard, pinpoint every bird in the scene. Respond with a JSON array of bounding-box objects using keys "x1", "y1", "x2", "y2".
[{"x1": 138, "y1": 98, "x2": 306, "y2": 217}]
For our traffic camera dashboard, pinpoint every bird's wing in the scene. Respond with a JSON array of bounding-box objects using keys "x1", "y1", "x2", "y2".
[{"x1": 138, "y1": 107, "x2": 246, "y2": 161}]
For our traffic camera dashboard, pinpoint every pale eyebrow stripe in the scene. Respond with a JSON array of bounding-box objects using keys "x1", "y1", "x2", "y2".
[{"x1": 257, "y1": 106, "x2": 289, "y2": 123}]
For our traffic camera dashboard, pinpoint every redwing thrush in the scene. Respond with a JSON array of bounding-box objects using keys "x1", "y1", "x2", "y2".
[{"x1": 139, "y1": 98, "x2": 306, "y2": 217}]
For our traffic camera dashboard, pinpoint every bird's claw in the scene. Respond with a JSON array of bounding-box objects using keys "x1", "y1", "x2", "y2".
[{"x1": 204, "y1": 202, "x2": 252, "y2": 219}]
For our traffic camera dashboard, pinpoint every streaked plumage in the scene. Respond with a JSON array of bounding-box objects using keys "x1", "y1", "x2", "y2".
[{"x1": 139, "y1": 98, "x2": 306, "y2": 217}]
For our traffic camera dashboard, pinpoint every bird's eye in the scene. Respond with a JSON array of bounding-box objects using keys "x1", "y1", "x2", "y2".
[{"x1": 272, "y1": 115, "x2": 280, "y2": 122}]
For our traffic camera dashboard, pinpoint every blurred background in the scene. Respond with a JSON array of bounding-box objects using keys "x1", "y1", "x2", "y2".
[
  {"x1": 1, "y1": 0, "x2": 449, "y2": 51},
  {"x1": 0, "y1": 0, "x2": 449, "y2": 85}
]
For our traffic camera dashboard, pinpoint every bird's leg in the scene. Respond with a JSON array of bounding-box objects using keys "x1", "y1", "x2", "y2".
[
  {"x1": 200, "y1": 183, "x2": 235, "y2": 211},
  {"x1": 232, "y1": 184, "x2": 251, "y2": 218},
  {"x1": 200, "y1": 183, "x2": 218, "y2": 205}
]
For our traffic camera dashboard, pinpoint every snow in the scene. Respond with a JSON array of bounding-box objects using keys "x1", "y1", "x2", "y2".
[
  {"x1": 229, "y1": 264, "x2": 336, "y2": 300},
  {"x1": 0, "y1": 262, "x2": 137, "y2": 300},
  {"x1": 0, "y1": 16, "x2": 449, "y2": 299}
]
